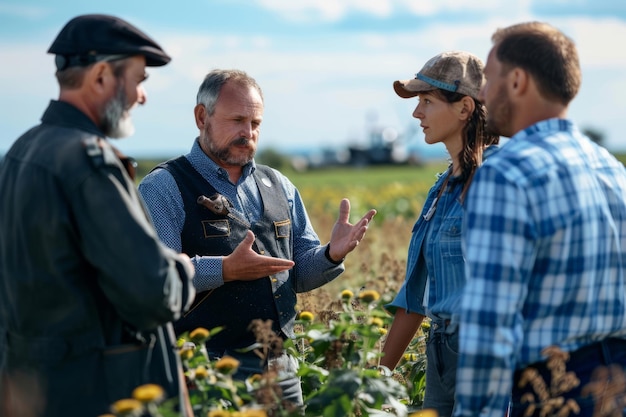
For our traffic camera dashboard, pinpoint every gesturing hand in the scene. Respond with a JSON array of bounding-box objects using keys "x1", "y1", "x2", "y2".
[
  {"x1": 327, "y1": 198, "x2": 377, "y2": 262},
  {"x1": 222, "y1": 231, "x2": 295, "y2": 282}
]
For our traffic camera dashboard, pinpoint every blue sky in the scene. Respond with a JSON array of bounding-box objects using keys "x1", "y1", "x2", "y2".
[{"x1": 1, "y1": 0, "x2": 625, "y2": 158}]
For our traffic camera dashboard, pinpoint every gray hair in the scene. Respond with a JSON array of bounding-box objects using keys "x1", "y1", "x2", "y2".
[
  {"x1": 56, "y1": 56, "x2": 129, "y2": 89},
  {"x1": 196, "y1": 69, "x2": 264, "y2": 115}
]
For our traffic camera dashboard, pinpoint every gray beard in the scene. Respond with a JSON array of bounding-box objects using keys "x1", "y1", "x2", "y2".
[
  {"x1": 205, "y1": 134, "x2": 255, "y2": 166},
  {"x1": 101, "y1": 81, "x2": 134, "y2": 139}
]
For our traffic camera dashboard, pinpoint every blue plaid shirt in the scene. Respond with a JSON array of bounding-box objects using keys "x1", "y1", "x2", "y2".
[
  {"x1": 138, "y1": 139, "x2": 343, "y2": 292},
  {"x1": 455, "y1": 119, "x2": 626, "y2": 417}
]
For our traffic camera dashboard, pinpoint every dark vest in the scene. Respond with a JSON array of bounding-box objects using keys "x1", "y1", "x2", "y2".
[{"x1": 156, "y1": 157, "x2": 296, "y2": 351}]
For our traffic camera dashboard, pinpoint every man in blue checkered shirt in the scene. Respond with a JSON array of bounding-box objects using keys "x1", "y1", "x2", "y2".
[{"x1": 455, "y1": 22, "x2": 626, "y2": 417}]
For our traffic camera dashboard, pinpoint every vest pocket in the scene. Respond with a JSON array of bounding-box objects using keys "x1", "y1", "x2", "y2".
[
  {"x1": 201, "y1": 219, "x2": 231, "y2": 237},
  {"x1": 274, "y1": 219, "x2": 291, "y2": 239}
]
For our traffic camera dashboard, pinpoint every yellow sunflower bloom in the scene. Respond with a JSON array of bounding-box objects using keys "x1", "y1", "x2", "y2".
[
  {"x1": 240, "y1": 409, "x2": 268, "y2": 417},
  {"x1": 215, "y1": 356, "x2": 240, "y2": 374},
  {"x1": 409, "y1": 408, "x2": 439, "y2": 417},
  {"x1": 208, "y1": 410, "x2": 231, "y2": 417},
  {"x1": 247, "y1": 373, "x2": 263, "y2": 384},
  {"x1": 369, "y1": 317, "x2": 384, "y2": 327},
  {"x1": 358, "y1": 290, "x2": 380, "y2": 303},
  {"x1": 180, "y1": 347, "x2": 194, "y2": 360},
  {"x1": 298, "y1": 311, "x2": 314, "y2": 322},
  {"x1": 195, "y1": 365, "x2": 209, "y2": 379},
  {"x1": 189, "y1": 327, "x2": 211, "y2": 344},
  {"x1": 132, "y1": 384, "x2": 164, "y2": 403},
  {"x1": 110, "y1": 398, "x2": 143, "y2": 415}
]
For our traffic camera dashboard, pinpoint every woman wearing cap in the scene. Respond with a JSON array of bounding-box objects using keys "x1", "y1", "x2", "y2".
[{"x1": 380, "y1": 51, "x2": 500, "y2": 417}]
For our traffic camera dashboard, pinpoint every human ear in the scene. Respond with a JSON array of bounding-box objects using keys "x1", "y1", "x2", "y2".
[
  {"x1": 509, "y1": 68, "x2": 528, "y2": 97},
  {"x1": 458, "y1": 96, "x2": 476, "y2": 121},
  {"x1": 84, "y1": 62, "x2": 116, "y2": 96},
  {"x1": 194, "y1": 104, "x2": 206, "y2": 130}
]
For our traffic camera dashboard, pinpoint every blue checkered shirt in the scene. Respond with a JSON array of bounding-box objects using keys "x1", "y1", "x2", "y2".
[
  {"x1": 455, "y1": 119, "x2": 626, "y2": 417},
  {"x1": 138, "y1": 139, "x2": 343, "y2": 292}
]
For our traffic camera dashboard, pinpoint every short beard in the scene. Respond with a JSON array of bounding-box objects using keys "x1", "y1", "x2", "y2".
[
  {"x1": 486, "y1": 84, "x2": 512, "y2": 138},
  {"x1": 101, "y1": 80, "x2": 134, "y2": 139},
  {"x1": 204, "y1": 128, "x2": 256, "y2": 166}
]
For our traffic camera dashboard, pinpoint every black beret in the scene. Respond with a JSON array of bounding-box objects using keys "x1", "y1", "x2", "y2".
[{"x1": 48, "y1": 14, "x2": 171, "y2": 68}]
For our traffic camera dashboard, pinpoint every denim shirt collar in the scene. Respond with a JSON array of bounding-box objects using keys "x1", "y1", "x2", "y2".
[{"x1": 187, "y1": 138, "x2": 256, "y2": 185}]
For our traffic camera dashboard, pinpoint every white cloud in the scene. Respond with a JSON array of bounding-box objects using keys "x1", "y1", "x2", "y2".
[
  {"x1": 559, "y1": 17, "x2": 626, "y2": 68},
  {"x1": 255, "y1": 0, "x2": 393, "y2": 22},
  {"x1": 0, "y1": 4, "x2": 50, "y2": 20},
  {"x1": 253, "y1": 0, "x2": 534, "y2": 20},
  {"x1": 399, "y1": 0, "x2": 523, "y2": 16}
]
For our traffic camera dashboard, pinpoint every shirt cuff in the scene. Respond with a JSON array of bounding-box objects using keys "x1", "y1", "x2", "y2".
[
  {"x1": 324, "y1": 244, "x2": 344, "y2": 265},
  {"x1": 192, "y1": 255, "x2": 224, "y2": 292}
]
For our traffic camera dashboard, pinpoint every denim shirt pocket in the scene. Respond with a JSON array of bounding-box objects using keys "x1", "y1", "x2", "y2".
[{"x1": 439, "y1": 216, "x2": 463, "y2": 263}]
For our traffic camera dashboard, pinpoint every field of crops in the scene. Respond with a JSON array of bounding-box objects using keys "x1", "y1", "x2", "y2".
[
  {"x1": 132, "y1": 160, "x2": 448, "y2": 415},
  {"x1": 131, "y1": 156, "x2": 626, "y2": 416},
  {"x1": 287, "y1": 163, "x2": 447, "y2": 308}
]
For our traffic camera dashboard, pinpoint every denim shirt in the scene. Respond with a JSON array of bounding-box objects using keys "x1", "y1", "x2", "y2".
[{"x1": 387, "y1": 145, "x2": 499, "y2": 322}]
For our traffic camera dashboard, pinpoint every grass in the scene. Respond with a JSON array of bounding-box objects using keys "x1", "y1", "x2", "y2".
[
  {"x1": 286, "y1": 163, "x2": 448, "y2": 189},
  {"x1": 136, "y1": 158, "x2": 448, "y2": 186}
]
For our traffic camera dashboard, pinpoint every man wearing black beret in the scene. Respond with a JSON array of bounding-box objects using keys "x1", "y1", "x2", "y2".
[{"x1": 0, "y1": 14, "x2": 195, "y2": 417}]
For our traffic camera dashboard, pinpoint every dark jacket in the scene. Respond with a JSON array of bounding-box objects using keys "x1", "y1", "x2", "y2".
[{"x1": 0, "y1": 101, "x2": 195, "y2": 417}]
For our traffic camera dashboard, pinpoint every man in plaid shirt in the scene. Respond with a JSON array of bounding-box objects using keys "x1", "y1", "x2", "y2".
[{"x1": 455, "y1": 21, "x2": 626, "y2": 417}]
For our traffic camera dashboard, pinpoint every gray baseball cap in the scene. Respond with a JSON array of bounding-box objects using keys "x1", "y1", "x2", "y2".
[{"x1": 394, "y1": 51, "x2": 485, "y2": 100}]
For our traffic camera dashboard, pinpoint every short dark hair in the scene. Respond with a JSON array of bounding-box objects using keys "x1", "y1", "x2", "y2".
[{"x1": 492, "y1": 21, "x2": 581, "y2": 105}]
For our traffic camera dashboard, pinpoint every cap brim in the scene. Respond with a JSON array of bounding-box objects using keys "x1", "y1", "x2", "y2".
[
  {"x1": 144, "y1": 54, "x2": 171, "y2": 67},
  {"x1": 140, "y1": 48, "x2": 171, "y2": 67},
  {"x1": 393, "y1": 79, "x2": 436, "y2": 98}
]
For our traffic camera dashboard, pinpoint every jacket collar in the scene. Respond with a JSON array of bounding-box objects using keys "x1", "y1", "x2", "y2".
[{"x1": 41, "y1": 100, "x2": 107, "y2": 137}]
